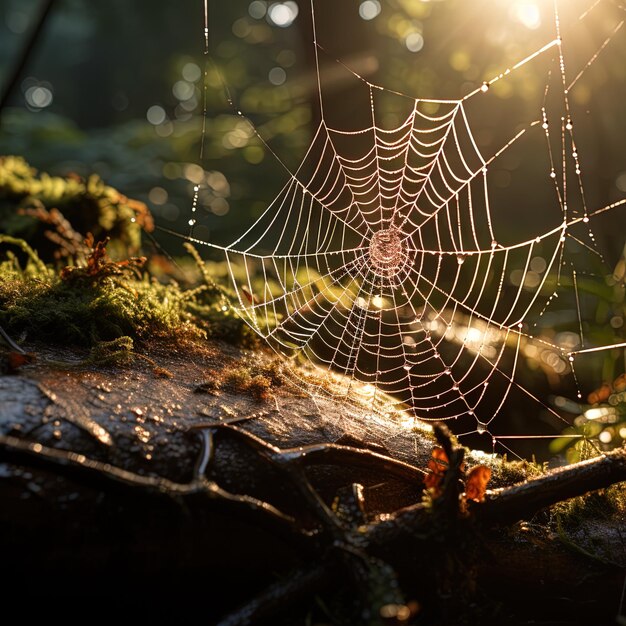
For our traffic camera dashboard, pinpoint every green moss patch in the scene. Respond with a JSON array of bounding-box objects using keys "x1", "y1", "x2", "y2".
[
  {"x1": 195, "y1": 359, "x2": 285, "y2": 401},
  {"x1": 0, "y1": 155, "x2": 153, "y2": 258},
  {"x1": 0, "y1": 232, "x2": 257, "y2": 353}
]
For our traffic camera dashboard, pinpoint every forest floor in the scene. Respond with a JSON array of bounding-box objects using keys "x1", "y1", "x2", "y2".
[
  {"x1": 1, "y1": 158, "x2": 625, "y2": 625},
  {"x1": 0, "y1": 336, "x2": 624, "y2": 626}
]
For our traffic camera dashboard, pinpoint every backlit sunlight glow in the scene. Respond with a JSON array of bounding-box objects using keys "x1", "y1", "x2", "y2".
[
  {"x1": 511, "y1": 1, "x2": 542, "y2": 30},
  {"x1": 178, "y1": 0, "x2": 626, "y2": 458}
]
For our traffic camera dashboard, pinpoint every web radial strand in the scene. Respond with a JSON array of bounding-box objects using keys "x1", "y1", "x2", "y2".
[
  {"x1": 192, "y1": 0, "x2": 626, "y2": 438},
  {"x1": 229, "y1": 117, "x2": 551, "y2": 422}
]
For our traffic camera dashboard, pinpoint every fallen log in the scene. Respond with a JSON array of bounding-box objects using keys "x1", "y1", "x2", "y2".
[{"x1": 1, "y1": 341, "x2": 624, "y2": 625}]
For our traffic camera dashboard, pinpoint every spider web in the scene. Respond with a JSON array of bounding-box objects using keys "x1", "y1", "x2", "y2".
[{"x1": 177, "y1": 0, "x2": 626, "y2": 458}]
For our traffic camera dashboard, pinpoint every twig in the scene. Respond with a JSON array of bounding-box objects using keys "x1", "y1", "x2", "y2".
[
  {"x1": 0, "y1": 0, "x2": 57, "y2": 120},
  {"x1": 0, "y1": 324, "x2": 26, "y2": 354},
  {"x1": 192, "y1": 429, "x2": 213, "y2": 479},
  {"x1": 220, "y1": 436, "x2": 626, "y2": 625},
  {"x1": 211, "y1": 423, "x2": 426, "y2": 483},
  {"x1": 2, "y1": 422, "x2": 625, "y2": 625},
  {"x1": 474, "y1": 448, "x2": 626, "y2": 526},
  {"x1": 0, "y1": 433, "x2": 302, "y2": 537},
  {"x1": 37, "y1": 382, "x2": 114, "y2": 446}
]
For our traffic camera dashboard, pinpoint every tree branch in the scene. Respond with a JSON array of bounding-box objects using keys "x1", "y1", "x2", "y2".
[{"x1": 475, "y1": 447, "x2": 626, "y2": 526}]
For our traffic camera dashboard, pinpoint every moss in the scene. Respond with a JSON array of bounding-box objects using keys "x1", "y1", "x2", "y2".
[
  {"x1": 222, "y1": 366, "x2": 274, "y2": 401},
  {"x1": 198, "y1": 359, "x2": 285, "y2": 401},
  {"x1": 0, "y1": 154, "x2": 266, "y2": 356},
  {"x1": 0, "y1": 155, "x2": 153, "y2": 259},
  {"x1": 0, "y1": 237, "x2": 203, "y2": 347},
  {"x1": 551, "y1": 482, "x2": 626, "y2": 566},
  {"x1": 86, "y1": 336, "x2": 135, "y2": 366},
  {"x1": 549, "y1": 442, "x2": 626, "y2": 560},
  {"x1": 0, "y1": 159, "x2": 305, "y2": 373},
  {"x1": 553, "y1": 483, "x2": 626, "y2": 525},
  {"x1": 0, "y1": 233, "x2": 49, "y2": 275},
  {"x1": 182, "y1": 242, "x2": 264, "y2": 349},
  {"x1": 0, "y1": 233, "x2": 259, "y2": 356},
  {"x1": 245, "y1": 374, "x2": 273, "y2": 401},
  {"x1": 488, "y1": 457, "x2": 545, "y2": 487}
]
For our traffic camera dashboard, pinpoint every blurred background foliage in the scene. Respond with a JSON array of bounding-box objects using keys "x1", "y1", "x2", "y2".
[
  {"x1": 1, "y1": 0, "x2": 624, "y2": 251},
  {"x1": 0, "y1": 0, "x2": 625, "y2": 457}
]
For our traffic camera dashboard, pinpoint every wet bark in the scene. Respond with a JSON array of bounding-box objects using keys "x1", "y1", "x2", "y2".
[{"x1": 1, "y1": 339, "x2": 624, "y2": 625}]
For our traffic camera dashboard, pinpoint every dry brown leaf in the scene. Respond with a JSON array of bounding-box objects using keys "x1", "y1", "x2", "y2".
[
  {"x1": 587, "y1": 382, "x2": 612, "y2": 405},
  {"x1": 61, "y1": 236, "x2": 145, "y2": 283},
  {"x1": 613, "y1": 373, "x2": 626, "y2": 393},
  {"x1": 241, "y1": 285, "x2": 259, "y2": 305},
  {"x1": 424, "y1": 447, "x2": 448, "y2": 493},
  {"x1": 465, "y1": 465, "x2": 491, "y2": 502},
  {"x1": 7, "y1": 351, "x2": 36, "y2": 374}
]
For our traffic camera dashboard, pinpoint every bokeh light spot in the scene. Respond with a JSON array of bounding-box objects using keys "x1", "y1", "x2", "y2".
[
  {"x1": 268, "y1": 66, "x2": 286, "y2": 85},
  {"x1": 146, "y1": 105, "x2": 166, "y2": 125},
  {"x1": 244, "y1": 146, "x2": 265, "y2": 164},
  {"x1": 211, "y1": 197, "x2": 230, "y2": 216},
  {"x1": 405, "y1": 32, "x2": 424, "y2": 53},
  {"x1": 248, "y1": 1, "x2": 267, "y2": 19},
  {"x1": 510, "y1": 2, "x2": 541, "y2": 30},
  {"x1": 173, "y1": 80, "x2": 195, "y2": 101},
  {"x1": 359, "y1": 0, "x2": 381, "y2": 21},
  {"x1": 182, "y1": 62, "x2": 202, "y2": 83},
  {"x1": 148, "y1": 187, "x2": 169, "y2": 205},
  {"x1": 267, "y1": 2, "x2": 298, "y2": 27},
  {"x1": 25, "y1": 85, "x2": 53, "y2": 109}
]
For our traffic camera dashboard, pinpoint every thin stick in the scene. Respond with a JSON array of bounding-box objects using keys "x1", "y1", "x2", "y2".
[
  {"x1": 0, "y1": 0, "x2": 57, "y2": 120},
  {"x1": 0, "y1": 325, "x2": 26, "y2": 354}
]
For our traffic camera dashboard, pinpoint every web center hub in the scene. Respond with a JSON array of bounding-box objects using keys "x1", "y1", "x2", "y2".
[{"x1": 368, "y1": 228, "x2": 407, "y2": 277}]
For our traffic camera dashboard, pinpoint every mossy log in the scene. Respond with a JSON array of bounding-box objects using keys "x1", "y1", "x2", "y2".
[{"x1": 1, "y1": 338, "x2": 625, "y2": 625}]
